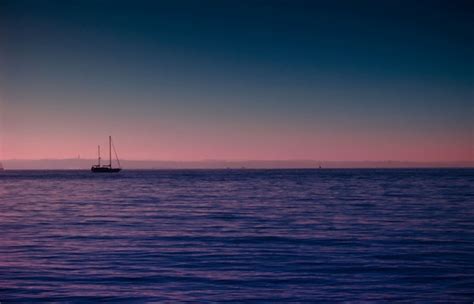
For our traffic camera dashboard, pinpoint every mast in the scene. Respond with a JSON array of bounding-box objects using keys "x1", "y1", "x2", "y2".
[
  {"x1": 98, "y1": 145, "x2": 101, "y2": 166},
  {"x1": 109, "y1": 136, "x2": 112, "y2": 168},
  {"x1": 111, "y1": 137, "x2": 121, "y2": 169}
]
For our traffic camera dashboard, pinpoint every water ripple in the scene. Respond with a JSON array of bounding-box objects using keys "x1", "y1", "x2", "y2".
[{"x1": 0, "y1": 169, "x2": 473, "y2": 302}]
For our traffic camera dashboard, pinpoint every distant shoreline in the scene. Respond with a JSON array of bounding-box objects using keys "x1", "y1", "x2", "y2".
[
  {"x1": 1, "y1": 159, "x2": 472, "y2": 170},
  {"x1": 1, "y1": 168, "x2": 474, "y2": 171}
]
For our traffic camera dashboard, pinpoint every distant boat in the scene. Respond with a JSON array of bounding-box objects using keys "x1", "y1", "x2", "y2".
[{"x1": 91, "y1": 136, "x2": 122, "y2": 173}]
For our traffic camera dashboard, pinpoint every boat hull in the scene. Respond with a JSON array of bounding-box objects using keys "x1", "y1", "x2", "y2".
[{"x1": 91, "y1": 167, "x2": 122, "y2": 173}]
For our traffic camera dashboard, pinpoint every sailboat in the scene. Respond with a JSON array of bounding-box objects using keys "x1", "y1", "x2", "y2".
[{"x1": 91, "y1": 136, "x2": 122, "y2": 173}]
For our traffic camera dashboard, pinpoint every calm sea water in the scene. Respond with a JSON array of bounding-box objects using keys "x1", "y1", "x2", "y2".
[{"x1": 0, "y1": 169, "x2": 473, "y2": 302}]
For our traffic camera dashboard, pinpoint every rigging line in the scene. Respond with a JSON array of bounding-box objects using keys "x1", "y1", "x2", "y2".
[{"x1": 112, "y1": 140, "x2": 121, "y2": 168}]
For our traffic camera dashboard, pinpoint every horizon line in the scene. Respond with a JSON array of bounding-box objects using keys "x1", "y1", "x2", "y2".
[{"x1": 1, "y1": 158, "x2": 474, "y2": 163}]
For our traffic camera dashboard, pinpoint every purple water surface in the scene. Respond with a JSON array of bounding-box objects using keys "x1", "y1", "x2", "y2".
[{"x1": 0, "y1": 169, "x2": 473, "y2": 302}]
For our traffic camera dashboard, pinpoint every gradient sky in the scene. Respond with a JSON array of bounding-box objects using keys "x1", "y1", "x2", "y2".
[{"x1": 1, "y1": 0, "x2": 473, "y2": 161}]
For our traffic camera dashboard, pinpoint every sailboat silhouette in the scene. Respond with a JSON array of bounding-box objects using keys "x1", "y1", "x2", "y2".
[{"x1": 91, "y1": 136, "x2": 122, "y2": 173}]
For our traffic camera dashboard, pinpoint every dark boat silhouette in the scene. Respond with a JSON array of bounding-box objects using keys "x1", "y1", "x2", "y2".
[{"x1": 91, "y1": 136, "x2": 122, "y2": 173}]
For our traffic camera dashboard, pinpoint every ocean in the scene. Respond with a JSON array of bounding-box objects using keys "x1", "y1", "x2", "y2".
[{"x1": 0, "y1": 169, "x2": 473, "y2": 302}]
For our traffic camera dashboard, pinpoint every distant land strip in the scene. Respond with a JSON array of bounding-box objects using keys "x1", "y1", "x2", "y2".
[{"x1": 0, "y1": 159, "x2": 473, "y2": 170}]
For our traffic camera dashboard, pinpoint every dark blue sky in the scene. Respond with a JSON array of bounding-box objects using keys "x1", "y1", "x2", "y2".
[{"x1": 1, "y1": 0, "x2": 473, "y2": 161}]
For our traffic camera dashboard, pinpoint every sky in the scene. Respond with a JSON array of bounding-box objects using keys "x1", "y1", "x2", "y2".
[{"x1": 0, "y1": 0, "x2": 473, "y2": 162}]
